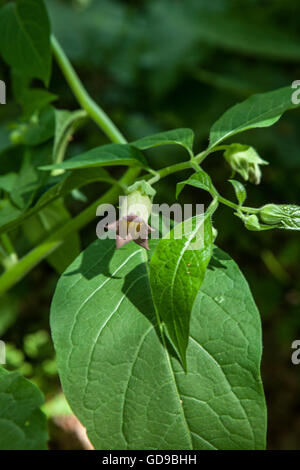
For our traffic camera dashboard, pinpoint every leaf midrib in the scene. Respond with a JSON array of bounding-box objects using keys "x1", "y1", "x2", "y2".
[
  {"x1": 209, "y1": 94, "x2": 290, "y2": 147},
  {"x1": 142, "y1": 250, "x2": 194, "y2": 450}
]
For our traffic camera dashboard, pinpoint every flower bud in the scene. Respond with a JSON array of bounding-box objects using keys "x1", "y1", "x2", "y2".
[
  {"x1": 259, "y1": 204, "x2": 300, "y2": 229},
  {"x1": 224, "y1": 144, "x2": 268, "y2": 185},
  {"x1": 243, "y1": 214, "x2": 261, "y2": 231},
  {"x1": 120, "y1": 190, "x2": 152, "y2": 223}
]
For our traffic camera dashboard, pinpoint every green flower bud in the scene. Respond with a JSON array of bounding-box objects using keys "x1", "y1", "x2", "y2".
[
  {"x1": 121, "y1": 189, "x2": 152, "y2": 223},
  {"x1": 259, "y1": 204, "x2": 300, "y2": 230},
  {"x1": 224, "y1": 144, "x2": 268, "y2": 185},
  {"x1": 243, "y1": 214, "x2": 261, "y2": 231},
  {"x1": 127, "y1": 180, "x2": 156, "y2": 198}
]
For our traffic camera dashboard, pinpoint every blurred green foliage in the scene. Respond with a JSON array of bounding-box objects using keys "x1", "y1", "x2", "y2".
[{"x1": 0, "y1": 0, "x2": 300, "y2": 449}]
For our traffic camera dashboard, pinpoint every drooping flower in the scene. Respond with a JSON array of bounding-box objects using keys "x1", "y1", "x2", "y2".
[
  {"x1": 107, "y1": 214, "x2": 154, "y2": 250},
  {"x1": 224, "y1": 144, "x2": 268, "y2": 185}
]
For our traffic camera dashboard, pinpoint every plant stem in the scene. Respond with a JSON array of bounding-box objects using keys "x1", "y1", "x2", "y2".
[
  {"x1": 147, "y1": 161, "x2": 194, "y2": 185},
  {"x1": 147, "y1": 154, "x2": 260, "y2": 215},
  {"x1": 217, "y1": 196, "x2": 260, "y2": 214},
  {"x1": 51, "y1": 35, "x2": 126, "y2": 145},
  {"x1": 206, "y1": 197, "x2": 219, "y2": 217},
  {"x1": 146, "y1": 145, "x2": 229, "y2": 185},
  {"x1": 194, "y1": 145, "x2": 228, "y2": 164}
]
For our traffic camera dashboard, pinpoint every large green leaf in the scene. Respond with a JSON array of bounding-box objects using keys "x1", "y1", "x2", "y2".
[
  {"x1": 0, "y1": 368, "x2": 48, "y2": 450},
  {"x1": 0, "y1": 0, "x2": 51, "y2": 85},
  {"x1": 40, "y1": 143, "x2": 147, "y2": 171},
  {"x1": 150, "y1": 215, "x2": 213, "y2": 367},
  {"x1": 209, "y1": 87, "x2": 300, "y2": 149},
  {"x1": 50, "y1": 238, "x2": 266, "y2": 450},
  {"x1": 131, "y1": 129, "x2": 194, "y2": 158}
]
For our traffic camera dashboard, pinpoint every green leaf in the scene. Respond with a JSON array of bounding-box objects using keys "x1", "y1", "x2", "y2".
[
  {"x1": 176, "y1": 170, "x2": 217, "y2": 199},
  {"x1": 0, "y1": 368, "x2": 48, "y2": 449},
  {"x1": 11, "y1": 71, "x2": 57, "y2": 119},
  {"x1": 50, "y1": 240, "x2": 266, "y2": 450},
  {"x1": 0, "y1": 173, "x2": 18, "y2": 193},
  {"x1": 0, "y1": 0, "x2": 51, "y2": 85},
  {"x1": 0, "y1": 200, "x2": 22, "y2": 230},
  {"x1": 0, "y1": 167, "x2": 115, "y2": 234},
  {"x1": 0, "y1": 294, "x2": 18, "y2": 336},
  {"x1": 23, "y1": 199, "x2": 80, "y2": 273},
  {"x1": 20, "y1": 90, "x2": 57, "y2": 119},
  {"x1": 228, "y1": 179, "x2": 247, "y2": 205},
  {"x1": 36, "y1": 168, "x2": 115, "y2": 208},
  {"x1": 150, "y1": 215, "x2": 213, "y2": 367},
  {"x1": 40, "y1": 143, "x2": 147, "y2": 171},
  {"x1": 11, "y1": 106, "x2": 55, "y2": 147},
  {"x1": 209, "y1": 87, "x2": 300, "y2": 149},
  {"x1": 10, "y1": 144, "x2": 52, "y2": 210},
  {"x1": 132, "y1": 128, "x2": 194, "y2": 158},
  {"x1": 52, "y1": 109, "x2": 87, "y2": 164}
]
